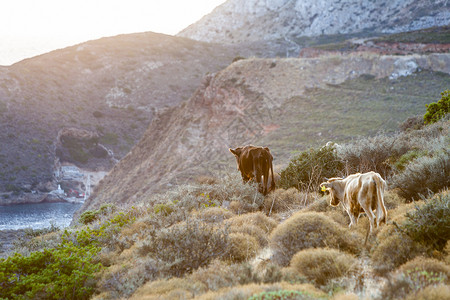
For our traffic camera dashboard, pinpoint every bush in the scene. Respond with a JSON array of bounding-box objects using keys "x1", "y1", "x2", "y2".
[
  {"x1": 405, "y1": 284, "x2": 450, "y2": 300},
  {"x1": 424, "y1": 90, "x2": 449, "y2": 124},
  {"x1": 195, "y1": 207, "x2": 234, "y2": 223},
  {"x1": 399, "y1": 115, "x2": 424, "y2": 132},
  {"x1": 0, "y1": 230, "x2": 102, "y2": 300},
  {"x1": 289, "y1": 248, "x2": 358, "y2": 286},
  {"x1": 380, "y1": 257, "x2": 449, "y2": 300},
  {"x1": 400, "y1": 192, "x2": 450, "y2": 251},
  {"x1": 371, "y1": 232, "x2": 426, "y2": 275},
  {"x1": 248, "y1": 289, "x2": 316, "y2": 300},
  {"x1": 264, "y1": 188, "x2": 314, "y2": 214},
  {"x1": 390, "y1": 150, "x2": 450, "y2": 201},
  {"x1": 226, "y1": 212, "x2": 277, "y2": 235},
  {"x1": 138, "y1": 218, "x2": 229, "y2": 277},
  {"x1": 279, "y1": 144, "x2": 344, "y2": 192},
  {"x1": 269, "y1": 212, "x2": 361, "y2": 266},
  {"x1": 227, "y1": 233, "x2": 260, "y2": 263},
  {"x1": 230, "y1": 224, "x2": 268, "y2": 247}
]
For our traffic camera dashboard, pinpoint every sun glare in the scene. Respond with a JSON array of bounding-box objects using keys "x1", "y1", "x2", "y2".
[{"x1": 0, "y1": 0, "x2": 226, "y2": 65}]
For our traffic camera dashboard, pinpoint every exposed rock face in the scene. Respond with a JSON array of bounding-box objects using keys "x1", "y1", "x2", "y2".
[
  {"x1": 178, "y1": 0, "x2": 450, "y2": 44},
  {"x1": 55, "y1": 127, "x2": 114, "y2": 170}
]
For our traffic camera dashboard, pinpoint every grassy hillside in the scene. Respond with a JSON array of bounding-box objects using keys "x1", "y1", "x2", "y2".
[
  {"x1": 2, "y1": 119, "x2": 449, "y2": 299},
  {"x1": 259, "y1": 70, "x2": 450, "y2": 163}
]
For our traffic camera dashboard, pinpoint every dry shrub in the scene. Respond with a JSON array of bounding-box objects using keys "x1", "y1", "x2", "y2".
[
  {"x1": 390, "y1": 150, "x2": 450, "y2": 201},
  {"x1": 269, "y1": 212, "x2": 361, "y2": 266},
  {"x1": 129, "y1": 278, "x2": 200, "y2": 300},
  {"x1": 302, "y1": 197, "x2": 332, "y2": 213},
  {"x1": 97, "y1": 257, "x2": 158, "y2": 299},
  {"x1": 195, "y1": 282, "x2": 325, "y2": 300},
  {"x1": 324, "y1": 210, "x2": 350, "y2": 226},
  {"x1": 263, "y1": 188, "x2": 310, "y2": 214},
  {"x1": 371, "y1": 232, "x2": 427, "y2": 275},
  {"x1": 195, "y1": 207, "x2": 234, "y2": 223},
  {"x1": 289, "y1": 248, "x2": 358, "y2": 286},
  {"x1": 331, "y1": 292, "x2": 359, "y2": 300},
  {"x1": 405, "y1": 284, "x2": 450, "y2": 300},
  {"x1": 189, "y1": 260, "x2": 257, "y2": 291},
  {"x1": 383, "y1": 190, "x2": 407, "y2": 210},
  {"x1": 120, "y1": 220, "x2": 149, "y2": 240},
  {"x1": 397, "y1": 256, "x2": 450, "y2": 278},
  {"x1": 228, "y1": 233, "x2": 260, "y2": 262},
  {"x1": 195, "y1": 175, "x2": 218, "y2": 185},
  {"x1": 227, "y1": 212, "x2": 277, "y2": 235},
  {"x1": 230, "y1": 224, "x2": 268, "y2": 247},
  {"x1": 380, "y1": 257, "x2": 449, "y2": 300},
  {"x1": 445, "y1": 241, "x2": 450, "y2": 265},
  {"x1": 138, "y1": 218, "x2": 229, "y2": 277}
]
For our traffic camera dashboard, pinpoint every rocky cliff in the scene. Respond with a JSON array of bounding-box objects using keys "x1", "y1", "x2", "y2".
[{"x1": 179, "y1": 0, "x2": 450, "y2": 45}]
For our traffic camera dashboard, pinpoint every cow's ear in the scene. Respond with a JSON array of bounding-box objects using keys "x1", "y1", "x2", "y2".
[
  {"x1": 263, "y1": 147, "x2": 270, "y2": 152},
  {"x1": 229, "y1": 147, "x2": 241, "y2": 156}
]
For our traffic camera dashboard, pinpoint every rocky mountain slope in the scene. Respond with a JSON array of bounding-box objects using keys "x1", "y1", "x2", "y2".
[
  {"x1": 0, "y1": 32, "x2": 244, "y2": 202},
  {"x1": 80, "y1": 49, "x2": 450, "y2": 214},
  {"x1": 179, "y1": 0, "x2": 450, "y2": 47}
]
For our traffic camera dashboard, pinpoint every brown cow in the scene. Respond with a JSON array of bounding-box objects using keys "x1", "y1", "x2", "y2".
[
  {"x1": 229, "y1": 145, "x2": 275, "y2": 195},
  {"x1": 320, "y1": 171, "x2": 387, "y2": 234}
]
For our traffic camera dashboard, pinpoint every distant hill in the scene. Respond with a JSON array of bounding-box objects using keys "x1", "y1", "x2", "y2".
[
  {"x1": 80, "y1": 50, "x2": 450, "y2": 214},
  {"x1": 179, "y1": 0, "x2": 450, "y2": 45},
  {"x1": 0, "y1": 32, "x2": 243, "y2": 201}
]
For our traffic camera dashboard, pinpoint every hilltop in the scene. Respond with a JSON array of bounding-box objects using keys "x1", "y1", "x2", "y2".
[{"x1": 0, "y1": 32, "x2": 244, "y2": 203}]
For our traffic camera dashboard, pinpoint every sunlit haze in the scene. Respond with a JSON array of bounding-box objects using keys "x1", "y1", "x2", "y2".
[{"x1": 0, "y1": 0, "x2": 226, "y2": 66}]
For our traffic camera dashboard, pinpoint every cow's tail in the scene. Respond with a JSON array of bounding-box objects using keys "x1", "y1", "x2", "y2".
[{"x1": 269, "y1": 155, "x2": 275, "y2": 192}]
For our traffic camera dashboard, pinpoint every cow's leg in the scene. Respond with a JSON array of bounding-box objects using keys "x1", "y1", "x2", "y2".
[{"x1": 359, "y1": 189, "x2": 376, "y2": 233}]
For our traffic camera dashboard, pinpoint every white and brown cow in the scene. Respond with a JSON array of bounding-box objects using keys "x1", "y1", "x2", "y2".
[{"x1": 320, "y1": 171, "x2": 387, "y2": 233}]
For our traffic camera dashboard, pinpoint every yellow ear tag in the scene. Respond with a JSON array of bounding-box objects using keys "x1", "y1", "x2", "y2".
[{"x1": 321, "y1": 185, "x2": 327, "y2": 192}]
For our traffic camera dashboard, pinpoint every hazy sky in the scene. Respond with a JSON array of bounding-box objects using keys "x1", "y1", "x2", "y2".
[{"x1": 0, "y1": 0, "x2": 226, "y2": 65}]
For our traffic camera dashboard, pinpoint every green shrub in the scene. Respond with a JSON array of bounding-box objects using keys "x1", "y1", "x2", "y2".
[
  {"x1": 279, "y1": 145, "x2": 344, "y2": 191},
  {"x1": 138, "y1": 218, "x2": 229, "y2": 277},
  {"x1": 400, "y1": 192, "x2": 450, "y2": 251},
  {"x1": 289, "y1": 248, "x2": 358, "y2": 286},
  {"x1": 248, "y1": 290, "x2": 316, "y2": 300},
  {"x1": 390, "y1": 150, "x2": 450, "y2": 201},
  {"x1": 424, "y1": 90, "x2": 449, "y2": 124},
  {"x1": 269, "y1": 212, "x2": 361, "y2": 266},
  {"x1": 394, "y1": 149, "x2": 428, "y2": 171},
  {"x1": 0, "y1": 230, "x2": 102, "y2": 300}
]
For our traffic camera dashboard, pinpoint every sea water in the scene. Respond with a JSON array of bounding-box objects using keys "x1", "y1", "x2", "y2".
[{"x1": 0, "y1": 202, "x2": 82, "y2": 230}]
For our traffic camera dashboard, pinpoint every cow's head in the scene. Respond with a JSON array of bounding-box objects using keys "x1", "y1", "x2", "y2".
[
  {"x1": 229, "y1": 147, "x2": 243, "y2": 167},
  {"x1": 320, "y1": 178, "x2": 343, "y2": 206}
]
